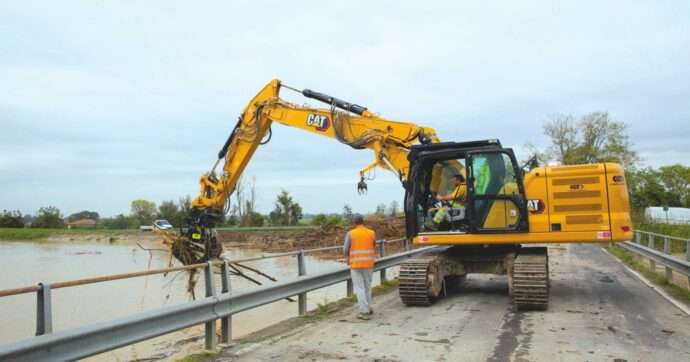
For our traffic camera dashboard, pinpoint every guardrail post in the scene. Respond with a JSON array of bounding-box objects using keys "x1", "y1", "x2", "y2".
[
  {"x1": 404, "y1": 237, "x2": 410, "y2": 251},
  {"x1": 346, "y1": 278, "x2": 354, "y2": 297},
  {"x1": 648, "y1": 234, "x2": 656, "y2": 270},
  {"x1": 298, "y1": 251, "x2": 307, "y2": 316},
  {"x1": 36, "y1": 282, "x2": 52, "y2": 336},
  {"x1": 204, "y1": 262, "x2": 217, "y2": 351},
  {"x1": 663, "y1": 237, "x2": 673, "y2": 280},
  {"x1": 220, "y1": 261, "x2": 232, "y2": 344},
  {"x1": 635, "y1": 231, "x2": 641, "y2": 244},
  {"x1": 379, "y1": 241, "x2": 387, "y2": 283}
]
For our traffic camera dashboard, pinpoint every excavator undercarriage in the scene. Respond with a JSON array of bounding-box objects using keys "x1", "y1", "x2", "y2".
[{"x1": 399, "y1": 245, "x2": 549, "y2": 310}]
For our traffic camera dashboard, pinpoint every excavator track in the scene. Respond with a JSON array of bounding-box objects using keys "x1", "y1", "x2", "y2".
[
  {"x1": 512, "y1": 247, "x2": 549, "y2": 310},
  {"x1": 399, "y1": 259, "x2": 435, "y2": 306},
  {"x1": 399, "y1": 248, "x2": 453, "y2": 306}
]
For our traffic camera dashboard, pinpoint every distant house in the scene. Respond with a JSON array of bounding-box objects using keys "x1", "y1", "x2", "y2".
[
  {"x1": 644, "y1": 207, "x2": 690, "y2": 225},
  {"x1": 68, "y1": 219, "x2": 99, "y2": 229}
]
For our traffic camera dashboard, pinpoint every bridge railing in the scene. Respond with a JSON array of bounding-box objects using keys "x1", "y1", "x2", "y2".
[
  {"x1": 0, "y1": 238, "x2": 427, "y2": 362},
  {"x1": 615, "y1": 230, "x2": 690, "y2": 287}
]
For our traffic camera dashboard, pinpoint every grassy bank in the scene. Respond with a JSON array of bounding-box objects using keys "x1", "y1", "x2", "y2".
[
  {"x1": 0, "y1": 227, "x2": 129, "y2": 240},
  {"x1": 635, "y1": 222, "x2": 690, "y2": 240},
  {"x1": 635, "y1": 222, "x2": 690, "y2": 254},
  {"x1": 632, "y1": 210, "x2": 690, "y2": 253},
  {"x1": 632, "y1": 208, "x2": 690, "y2": 239},
  {"x1": 604, "y1": 244, "x2": 690, "y2": 304}
]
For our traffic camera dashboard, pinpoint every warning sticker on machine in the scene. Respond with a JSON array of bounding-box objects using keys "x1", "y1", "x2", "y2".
[
  {"x1": 419, "y1": 236, "x2": 430, "y2": 243},
  {"x1": 597, "y1": 231, "x2": 611, "y2": 239}
]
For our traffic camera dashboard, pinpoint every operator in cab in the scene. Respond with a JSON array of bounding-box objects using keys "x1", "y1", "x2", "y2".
[
  {"x1": 429, "y1": 174, "x2": 467, "y2": 228},
  {"x1": 436, "y1": 174, "x2": 467, "y2": 207}
]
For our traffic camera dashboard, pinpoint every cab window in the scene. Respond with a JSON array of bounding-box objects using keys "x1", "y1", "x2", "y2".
[{"x1": 470, "y1": 152, "x2": 521, "y2": 230}]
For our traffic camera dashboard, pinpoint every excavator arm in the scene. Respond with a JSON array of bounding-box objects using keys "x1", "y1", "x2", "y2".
[
  {"x1": 183, "y1": 80, "x2": 439, "y2": 260},
  {"x1": 192, "y1": 79, "x2": 439, "y2": 215}
]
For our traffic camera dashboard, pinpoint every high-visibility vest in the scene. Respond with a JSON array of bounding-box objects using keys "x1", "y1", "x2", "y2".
[{"x1": 349, "y1": 226, "x2": 375, "y2": 269}]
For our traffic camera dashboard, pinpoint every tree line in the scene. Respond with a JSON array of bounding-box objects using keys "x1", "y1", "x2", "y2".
[{"x1": 532, "y1": 111, "x2": 689, "y2": 211}]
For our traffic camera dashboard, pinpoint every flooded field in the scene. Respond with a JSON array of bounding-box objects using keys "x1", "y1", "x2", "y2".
[{"x1": 0, "y1": 238, "x2": 391, "y2": 360}]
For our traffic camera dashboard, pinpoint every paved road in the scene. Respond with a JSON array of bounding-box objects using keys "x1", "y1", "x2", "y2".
[{"x1": 222, "y1": 243, "x2": 690, "y2": 361}]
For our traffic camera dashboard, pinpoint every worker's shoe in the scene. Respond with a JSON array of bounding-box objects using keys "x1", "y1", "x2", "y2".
[
  {"x1": 368, "y1": 309, "x2": 374, "y2": 316},
  {"x1": 357, "y1": 312, "x2": 372, "y2": 320}
]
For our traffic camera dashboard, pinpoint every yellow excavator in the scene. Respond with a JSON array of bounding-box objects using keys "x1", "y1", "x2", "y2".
[{"x1": 183, "y1": 79, "x2": 632, "y2": 310}]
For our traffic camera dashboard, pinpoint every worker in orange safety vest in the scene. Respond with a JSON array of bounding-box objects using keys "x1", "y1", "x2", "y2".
[{"x1": 343, "y1": 214, "x2": 376, "y2": 320}]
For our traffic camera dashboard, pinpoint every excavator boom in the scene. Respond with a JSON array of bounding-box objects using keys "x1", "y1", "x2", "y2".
[
  {"x1": 191, "y1": 79, "x2": 437, "y2": 213},
  {"x1": 182, "y1": 80, "x2": 439, "y2": 259}
]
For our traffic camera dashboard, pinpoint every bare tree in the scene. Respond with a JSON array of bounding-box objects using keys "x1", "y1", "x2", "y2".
[
  {"x1": 543, "y1": 112, "x2": 638, "y2": 168},
  {"x1": 230, "y1": 175, "x2": 259, "y2": 226},
  {"x1": 522, "y1": 140, "x2": 553, "y2": 166},
  {"x1": 543, "y1": 114, "x2": 578, "y2": 165},
  {"x1": 388, "y1": 200, "x2": 399, "y2": 217}
]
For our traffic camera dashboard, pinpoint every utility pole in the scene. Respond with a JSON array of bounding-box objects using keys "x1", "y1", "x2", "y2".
[{"x1": 663, "y1": 205, "x2": 669, "y2": 224}]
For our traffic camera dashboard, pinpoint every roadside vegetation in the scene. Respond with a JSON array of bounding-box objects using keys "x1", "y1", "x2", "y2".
[
  {"x1": 633, "y1": 211, "x2": 690, "y2": 240},
  {"x1": 0, "y1": 227, "x2": 125, "y2": 240},
  {"x1": 630, "y1": 210, "x2": 690, "y2": 254}
]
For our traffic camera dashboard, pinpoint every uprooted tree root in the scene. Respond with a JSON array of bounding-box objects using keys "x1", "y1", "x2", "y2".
[{"x1": 153, "y1": 228, "x2": 293, "y2": 301}]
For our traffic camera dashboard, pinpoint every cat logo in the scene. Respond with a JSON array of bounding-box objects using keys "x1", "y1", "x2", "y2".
[
  {"x1": 306, "y1": 114, "x2": 330, "y2": 132},
  {"x1": 527, "y1": 199, "x2": 545, "y2": 214},
  {"x1": 570, "y1": 184, "x2": 584, "y2": 190}
]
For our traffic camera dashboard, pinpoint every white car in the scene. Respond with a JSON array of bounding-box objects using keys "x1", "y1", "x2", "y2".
[{"x1": 153, "y1": 219, "x2": 174, "y2": 230}]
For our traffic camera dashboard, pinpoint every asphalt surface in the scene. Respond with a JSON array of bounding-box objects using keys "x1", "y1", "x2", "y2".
[{"x1": 221, "y1": 243, "x2": 690, "y2": 362}]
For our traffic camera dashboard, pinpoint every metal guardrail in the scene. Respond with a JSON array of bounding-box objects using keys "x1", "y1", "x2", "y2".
[
  {"x1": 0, "y1": 240, "x2": 426, "y2": 361},
  {"x1": 615, "y1": 230, "x2": 690, "y2": 285}
]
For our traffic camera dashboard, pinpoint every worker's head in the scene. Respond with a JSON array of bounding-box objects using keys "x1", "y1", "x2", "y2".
[
  {"x1": 352, "y1": 214, "x2": 364, "y2": 226},
  {"x1": 452, "y1": 174, "x2": 465, "y2": 186}
]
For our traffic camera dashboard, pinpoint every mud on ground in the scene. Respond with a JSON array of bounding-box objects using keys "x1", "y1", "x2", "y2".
[{"x1": 218, "y1": 217, "x2": 408, "y2": 259}]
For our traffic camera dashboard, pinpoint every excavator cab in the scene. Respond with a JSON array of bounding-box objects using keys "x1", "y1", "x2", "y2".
[{"x1": 405, "y1": 139, "x2": 529, "y2": 239}]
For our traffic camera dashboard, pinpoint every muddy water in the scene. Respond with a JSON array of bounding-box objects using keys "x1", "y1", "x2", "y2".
[{"x1": 0, "y1": 240, "x2": 389, "y2": 360}]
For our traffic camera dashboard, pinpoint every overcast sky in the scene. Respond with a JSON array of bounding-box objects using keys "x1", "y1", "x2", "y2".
[{"x1": 1, "y1": 1, "x2": 688, "y2": 218}]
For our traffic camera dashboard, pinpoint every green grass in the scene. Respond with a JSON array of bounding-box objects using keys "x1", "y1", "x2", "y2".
[
  {"x1": 631, "y1": 210, "x2": 690, "y2": 253},
  {"x1": 604, "y1": 244, "x2": 690, "y2": 304},
  {"x1": 636, "y1": 222, "x2": 690, "y2": 239},
  {"x1": 634, "y1": 222, "x2": 690, "y2": 253},
  {"x1": 0, "y1": 228, "x2": 124, "y2": 240}
]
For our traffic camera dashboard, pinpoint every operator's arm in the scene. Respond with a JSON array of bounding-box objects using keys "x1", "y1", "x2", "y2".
[{"x1": 435, "y1": 185, "x2": 467, "y2": 202}]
